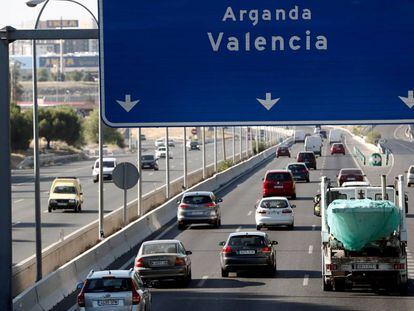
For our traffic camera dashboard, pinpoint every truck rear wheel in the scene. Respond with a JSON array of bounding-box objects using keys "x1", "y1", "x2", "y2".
[{"x1": 322, "y1": 278, "x2": 332, "y2": 291}]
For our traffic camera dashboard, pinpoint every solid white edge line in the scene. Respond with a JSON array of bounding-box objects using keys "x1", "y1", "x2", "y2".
[
  {"x1": 197, "y1": 275, "x2": 209, "y2": 287},
  {"x1": 14, "y1": 199, "x2": 24, "y2": 204}
]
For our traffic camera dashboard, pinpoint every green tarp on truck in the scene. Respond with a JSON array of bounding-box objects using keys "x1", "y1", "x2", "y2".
[{"x1": 327, "y1": 199, "x2": 400, "y2": 251}]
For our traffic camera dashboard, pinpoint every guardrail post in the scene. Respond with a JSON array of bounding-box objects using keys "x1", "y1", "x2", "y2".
[{"x1": 137, "y1": 128, "x2": 142, "y2": 216}]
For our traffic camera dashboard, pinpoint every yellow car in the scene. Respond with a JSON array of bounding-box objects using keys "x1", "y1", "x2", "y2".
[{"x1": 48, "y1": 177, "x2": 83, "y2": 213}]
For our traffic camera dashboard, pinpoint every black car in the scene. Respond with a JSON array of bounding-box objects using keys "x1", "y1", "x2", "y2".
[
  {"x1": 141, "y1": 155, "x2": 159, "y2": 170},
  {"x1": 296, "y1": 151, "x2": 317, "y2": 170},
  {"x1": 286, "y1": 163, "x2": 310, "y2": 182},
  {"x1": 219, "y1": 232, "x2": 277, "y2": 277}
]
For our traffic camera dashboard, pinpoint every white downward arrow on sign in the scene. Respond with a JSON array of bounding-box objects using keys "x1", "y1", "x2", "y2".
[
  {"x1": 117, "y1": 94, "x2": 140, "y2": 112},
  {"x1": 257, "y1": 93, "x2": 280, "y2": 111},
  {"x1": 399, "y1": 90, "x2": 414, "y2": 109}
]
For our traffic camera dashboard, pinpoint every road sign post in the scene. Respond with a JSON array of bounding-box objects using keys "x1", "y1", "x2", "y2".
[{"x1": 112, "y1": 162, "x2": 140, "y2": 226}]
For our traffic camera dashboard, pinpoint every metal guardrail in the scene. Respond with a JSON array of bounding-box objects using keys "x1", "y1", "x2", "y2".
[{"x1": 354, "y1": 146, "x2": 366, "y2": 165}]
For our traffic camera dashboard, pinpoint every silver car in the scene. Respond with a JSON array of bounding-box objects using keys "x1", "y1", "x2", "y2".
[
  {"x1": 407, "y1": 165, "x2": 414, "y2": 187},
  {"x1": 134, "y1": 240, "x2": 192, "y2": 286},
  {"x1": 177, "y1": 191, "x2": 222, "y2": 230},
  {"x1": 77, "y1": 270, "x2": 151, "y2": 311}
]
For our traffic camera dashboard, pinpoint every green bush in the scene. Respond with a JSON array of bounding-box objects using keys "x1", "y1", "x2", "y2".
[
  {"x1": 10, "y1": 103, "x2": 32, "y2": 151},
  {"x1": 218, "y1": 159, "x2": 233, "y2": 172},
  {"x1": 82, "y1": 109, "x2": 125, "y2": 148},
  {"x1": 365, "y1": 131, "x2": 381, "y2": 145},
  {"x1": 252, "y1": 141, "x2": 267, "y2": 154}
]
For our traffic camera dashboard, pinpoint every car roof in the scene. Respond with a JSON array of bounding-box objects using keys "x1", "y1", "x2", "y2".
[
  {"x1": 298, "y1": 151, "x2": 314, "y2": 154},
  {"x1": 87, "y1": 270, "x2": 132, "y2": 279},
  {"x1": 287, "y1": 162, "x2": 306, "y2": 166},
  {"x1": 341, "y1": 181, "x2": 370, "y2": 187},
  {"x1": 95, "y1": 157, "x2": 117, "y2": 162},
  {"x1": 340, "y1": 168, "x2": 362, "y2": 172},
  {"x1": 228, "y1": 231, "x2": 267, "y2": 238},
  {"x1": 332, "y1": 142, "x2": 344, "y2": 145},
  {"x1": 266, "y1": 169, "x2": 291, "y2": 174},
  {"x1": 142, "y1": 239, "x2": 180, "y2": 245},
  {"x1": 183, "y1": 191, "x2": 213, "y2": 197},
  {"x1": 260, "y1": 196, "x2": 289, "y2": 201},
  {"x1": 53, "y1": 182, "x2": 76, "y2": 187}
]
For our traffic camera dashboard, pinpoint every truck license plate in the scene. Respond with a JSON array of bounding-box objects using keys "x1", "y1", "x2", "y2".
[{"x1": 355, "y1": 264, "x2": 376, "y2": 270}]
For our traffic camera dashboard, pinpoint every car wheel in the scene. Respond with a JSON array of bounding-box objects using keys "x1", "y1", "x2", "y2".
[
  {"x1": 154, "y1": 167, "x2": 159, "y2": 171},
  {"x1": 77, "y1": 204, "x2": 82, "y2": 212},
  {"x1": 306, "y1": 178, "x2": 310, "y2": 183},
  {"x1": 48, "y1": 205, "x2": 52, "y2": 213},
  {"x1": 288, "y1": 223, "x2": 294, "y2": 230},
  {"x1": 221, "y1": 268, "x2": 229, "y2": 278},
  {"x1": 178, "y1": 223, "x2": 186, "y2": 231},
  {"x1": 93, "y1": 177, "x2": 98, "y2": 183},
  {"x1": 291, "y1": 193, "x2": 296, "y2": 200},
  {"x1": 256, "y1": 225, "x2": 262, "y2": 231},
  {"x1": 323, "y1": 279, "x2": 333, "y2": 291}
]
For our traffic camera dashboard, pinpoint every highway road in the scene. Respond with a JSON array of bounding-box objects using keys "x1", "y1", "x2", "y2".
[
  {"x1": 11, "y1": 131, "x2": 276, "y2": 264},
  {"x1": 61, "y1": 134, "x2": 414, "y2": 311}
]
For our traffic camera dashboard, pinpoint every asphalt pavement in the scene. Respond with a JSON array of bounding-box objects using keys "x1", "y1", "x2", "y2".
[{"x1": 63, "y1": 135, "x2": 414, "y2": 311}]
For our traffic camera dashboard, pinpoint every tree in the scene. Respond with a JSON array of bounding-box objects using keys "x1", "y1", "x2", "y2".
[
  {"x1": 37, "y1": 68, "x2": 50, "y2": 82},
  {"x1": 38, "y1": 107, "x2": 82, "y2": 149},
  {"x1": 10, "y1": 103, "x2": 32, "y2": 151},
  {"x1": 82, "y1": 109, "x2": 125, "y2": 148},
  {"x1": 10, "y1": 61, "x2": 24, "y2": 103},
  {"x1": 66, "y1": 70, "x2": 83, "y2": 81}
]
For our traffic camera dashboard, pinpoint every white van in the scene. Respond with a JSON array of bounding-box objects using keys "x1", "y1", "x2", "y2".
[
  {"x1": 92, "y1": 157, "x2": 117, "y2": 183},
  {"x1": 294, "y1": 130, "x2": 306, "y2": 143},
  {"x1": 329, "y1": 129, "x2": 342, "y2": 144},
  {"x1": 304, "y1": 135, "x2": 323, "y2": 156}
]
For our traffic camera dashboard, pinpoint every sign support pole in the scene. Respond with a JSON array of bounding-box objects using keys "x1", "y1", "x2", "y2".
[
  {"x1": 165, "y1": 127, "x2": 170, "y2": 198},
  {"x1": 183, "y1": 127, "x2": 187, "y2": 188},
  {"x1": 202, "y1": 127, "x2": 206, "y2": 179},
  {"x1": 214, "y1": 127, "x2": 217, "y2": 172},
  {"x1": 123, "y1": 164, "x2": 127, "y2": 226},
  {"x1": 232, "y1": 127, "x2": 235, "y2": 164},
  {"x1": 245, "y1": 127, "x2": 249, "y2": 158},
  {"x1": 137, "y1": 128, "x2": 142, "y2": 217}
]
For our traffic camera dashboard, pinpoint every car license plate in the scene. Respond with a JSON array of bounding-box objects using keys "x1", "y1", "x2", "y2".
[
  {"x1": 104, "y1": 174, "x2": 109, "y2": 178},
  {"x1": 238, "y1": 250, "x2": 255, "y2": 255},
  {"x1": 274, "y1": 186, "x2": 283, "y2": 189},
  {"x1": 57, "y1": 202, "x2": 67, "y2": 206},
  {"x1": 191, "y1": 211, "x2": 204, "y2": 215},
  {"x1": 151, "y1": 260, "x2": 169, "y2": 267},
  {"x1": 347, "y1": 177, "x2": 356, "y2": 181},
  {"x1": 355, "y1": 263, "x2": 376, "y2": 270},
  {"x1": 97, "y1": 299, "x2": 119, "y2": 306}
]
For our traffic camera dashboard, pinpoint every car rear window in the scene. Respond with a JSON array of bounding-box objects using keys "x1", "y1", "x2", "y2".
[
  {"x1": 142, "y1": 243, "x2": 178, "y2": 254},
  {"x1": 142, "y1": 155, "x2": 154, "y2": 160},
  {"x1": 265, "y1": 172, "x2": 292, "y2": 181},
  {"x1": 333, "y1": 144, "x2": 343, "y2": 148},
  {"x1": 287, "y1": 164, "x2": 306, "y2": 171},
  {"x1": 228, "y1": 236, "x2": 266, "y2": 247},
  {"x1": 341, "y1": 169, "x2": 362, "y2": 175},
  {"x1": 298, "y1": 153, "x2": 314, "y2": 160},
  {"x1": 183, "y1": 195, "x2": 212, "y2": 204},
  {"x1": 84, "y1": 278, "x2": 132, "y2": 293},
  {"x1": 260, "y1": 199, "x2": 288, "y2": 209},
  {"x1": 54, "y1": 186, "x2": 76, "y2": 194},
  {"x1": 410, "y1": 167, "x2": 414, "y2": 174}
]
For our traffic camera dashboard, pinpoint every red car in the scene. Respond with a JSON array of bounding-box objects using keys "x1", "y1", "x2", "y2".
[
  {"x1": 262, "y1": 170, "x2": 296, "y2": 199},
  {"x1": 276, "y1": 146, "x2": 290, "y2": 158},
  {"x1": 337, "y1": 168, "x2": 365, "y2": 186},
  {"x1": 331, "y1": 143, "x2": 345, "y2": 155}
]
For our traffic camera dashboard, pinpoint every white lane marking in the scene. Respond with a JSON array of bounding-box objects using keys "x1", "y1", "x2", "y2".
[
  {"x1": 12, "y1": 221, "x2": 21, "y2": 227},
  {"x1": 312, "y1": 224, "x2": 316, "y2": 231},
  {"x1": 236, "y1": 226, "x2": 242, "y2": 232},
  {"x1": 393, "y1": 124, "x2": 405, "y2": 140},
  {"x1": 14, "y1": 199, "x2": 24, "y2": 204},
  {"x1": 149, "y1": 172, "x2": 154, "y2": 176},
  {"x1": 197, "y1": 275, "x2": 209, "y2": 287},
  {"x1": 303, "y1": 274, "x2": 309, "y2": 286},
  {"x1": 247, "y1": 211, "x2": 252, "y2": 216},
  {"x1": 43, "y1": 210, "x2": 49, "y2": 213},
  {"x1": 308, "y1": 245, "x2": 313, "y2": 254}
]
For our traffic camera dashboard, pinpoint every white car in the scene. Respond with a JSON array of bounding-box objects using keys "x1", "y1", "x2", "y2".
[
  {"x1": 407, "y1": 165, "x2": 414, "y2": 187},
  {"x1": 155, "y1": 146, "x2": 173, "y2": 159},
  {"x1": 92, "y1": 157, "x2": 117, "y2": 183},
  {"x1": 155, "y1": 138, "x2": 175, "y2": 147},
  {"x1": 255, "y1": 197, "x2": 295, "y2": 230}
]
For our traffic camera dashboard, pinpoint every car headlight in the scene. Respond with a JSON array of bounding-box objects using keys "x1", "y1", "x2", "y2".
[{"x1": 69, "y1": 199, "x2": 76, "y2": 203}]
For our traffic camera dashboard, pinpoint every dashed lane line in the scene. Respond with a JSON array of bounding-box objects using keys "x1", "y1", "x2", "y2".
[
  {"x1": 247, "y1": 211, "x2": 252, "y2": 216},
  {"x1": 308, "y1": 245, "x2": 313, "y2": 254},
  {"x1": 303, "y1": 274, "x2": 309, "y2": 286}
]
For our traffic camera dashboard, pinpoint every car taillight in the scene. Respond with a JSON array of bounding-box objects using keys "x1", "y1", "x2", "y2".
[
  {"x1": 394, "y1": 263, "x2": 405, "y2": 270},
  {"x1": 205, "y1": 202, "x2": 215, "y2": 207},
  {"x1": 261, "y1": 246, "x2": 271, "y2": 253},
  {"x1": 129, "y1": 279, "x2": 141, "y2": 305},
  {"x1": 222, "y1": 246, "x2": 232, "y2": 254},
  {"x1": 179, "y1": 203, "x2": 190, "y2": 209},
  {"x1": 135, "y1": 257, "x2": 144, "y2": 268},
  {"x1": 175, "y1": 257, "x2": 186, "y2": 266},
  {"x1": 325, "y1": 264, "x2": 337, "y2": 271},
  {"x1": 282, "y1": 209, "x2": 292, "y2": 214},
  {"x1": 257, "y1": 209, "x2": 267, "y2": 214},
  {"x1": 77, "y1": 283, "x2": 86, "y2": 307}
]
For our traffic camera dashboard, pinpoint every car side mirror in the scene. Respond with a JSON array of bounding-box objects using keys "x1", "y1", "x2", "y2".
[
  {"x1": 176, "y1": 199, "x2": 181, "y2": 204},
  {"x1": 218, "y1": 241, "x2": 225, "y2": 246},
  {"x1": 76, "y1": 282, "x2": 84, "y2": 290},
  {"x1": 291, "y1": 204, "x2": 296, "y2": 208},
  {"x1": 186, "y1": 251, "x2": 192, "y2": 255},
  {"x1": 271, "y1": 241, "x2": 278, "y2": 245}
]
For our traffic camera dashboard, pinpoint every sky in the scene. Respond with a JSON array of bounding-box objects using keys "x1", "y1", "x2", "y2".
[{"x1": 0, "y1": 0, "x2": 98, "y2": 28}]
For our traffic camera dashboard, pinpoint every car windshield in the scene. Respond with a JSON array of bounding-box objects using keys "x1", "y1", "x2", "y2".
[
  {"x1": 341, "y1": 169, "x2": 362, "y2": 175},
  {"x1": 278, "y1": 147, "x2": 288, "y2": 151},
  {"x1": 158, "y1": 148, "x2": 166, "y2": 151},
  {"x1": 260, "y1": 199, "x2": 288, "y2": 209},
  {"x1": 287, "y1": 164, "x2": 306, "y2": 171},
  {"x1": 410, "y1": 167, "x2": 414, "y2": 174},
  {"x1": 84, "y1": 278, "x2": 132, "y2": 293},
  {"x1": 183, "y1": 195, "x2": 212, "y2": 204},
  {"x1": 266, "y1": 173, "x2": 291, "y2": 181},
  {"x1": 53, "y1": 186, "x2": 76, "y2": 194},
  {"x1": 142, "y1": 155, "x2": 154, "y2": 160},
  {"x1": 142, "y1": 243, "x2": 178, "y2": 254},
  {"x1": 228, "y1": 236, "x2": 266, "y2": 247}
]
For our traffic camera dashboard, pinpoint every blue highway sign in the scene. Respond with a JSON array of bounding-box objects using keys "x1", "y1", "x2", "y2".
[{"x1": 99, "y1": 0, "x2": 414, "y2": 127}]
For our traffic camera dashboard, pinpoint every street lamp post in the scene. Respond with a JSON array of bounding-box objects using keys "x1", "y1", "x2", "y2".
[{"x1": 26, "y1": 0, "x2": 99, "y2": 280}]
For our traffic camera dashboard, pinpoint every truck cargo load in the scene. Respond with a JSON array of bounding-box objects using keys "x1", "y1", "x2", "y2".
[{"x1": 327, "y1": 199, "x2": 400, "y2": 251}]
